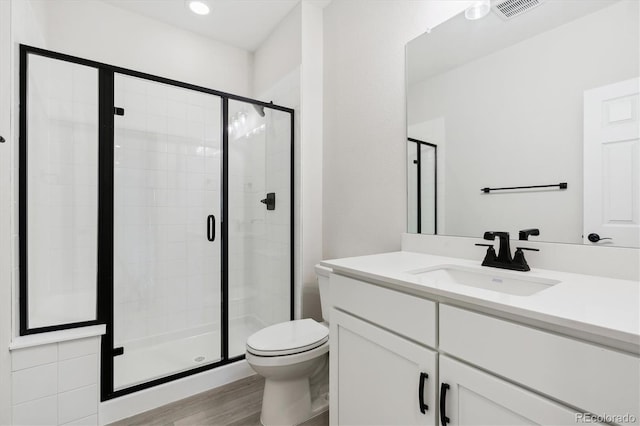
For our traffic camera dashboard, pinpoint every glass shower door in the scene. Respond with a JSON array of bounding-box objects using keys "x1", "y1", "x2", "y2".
[
  {"x1": 407, "y1": 139, "x2": 437, "y2": 235},
  {"x1": 227, "y1": 99, "x2": 292, "y2": 358},
  {"x1": 112, "y1": 74, "x2": 222, "y2": 389}
]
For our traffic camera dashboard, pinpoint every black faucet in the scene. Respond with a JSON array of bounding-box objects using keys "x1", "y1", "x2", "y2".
[{"x1": 475, "y1": 231, "x2": 539, "y2": 272}]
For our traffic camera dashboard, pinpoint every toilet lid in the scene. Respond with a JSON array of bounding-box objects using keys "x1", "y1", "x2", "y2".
[{"x1": 246, "y1": 319, "x2": 329, "y2": 357}]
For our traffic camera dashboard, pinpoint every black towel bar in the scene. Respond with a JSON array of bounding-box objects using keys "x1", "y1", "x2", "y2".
[{"x1": 481, "y1": 182, "x2": 567, "y2": 193}]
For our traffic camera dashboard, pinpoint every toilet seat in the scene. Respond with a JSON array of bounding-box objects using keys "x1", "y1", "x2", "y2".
[
  {"x1": 246, "y1": 339, "x2": 329, "y2": 368},
  {"x1": 247, "y1": 319, "x2": 329, "y2": 357}
]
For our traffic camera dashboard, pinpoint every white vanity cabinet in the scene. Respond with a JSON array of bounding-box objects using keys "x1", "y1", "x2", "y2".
[
  {"x1": 329, "y1": 272, "x2": 640, "y2": 426},
  {"x1": 438, "y1": 355, "x2": 605, "y2": 426},
  {"x1": 331, "y1": 310, "x2": 437, "y2": 425},
  {"x1": 330, "y1": 274, "x2": 438, "y2": 425},
  {"x1": 439, "y1": 305, "x2": 640, "y2": 425}
]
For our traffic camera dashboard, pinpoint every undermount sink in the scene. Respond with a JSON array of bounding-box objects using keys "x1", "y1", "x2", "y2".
[{"x1": 407, "y1": 264, "x2": 560, "y2": 296}]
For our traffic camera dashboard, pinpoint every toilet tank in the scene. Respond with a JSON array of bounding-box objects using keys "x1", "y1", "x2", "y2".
[{"x1": 315, "y1": 265, "x2": 332, "y2": 323}]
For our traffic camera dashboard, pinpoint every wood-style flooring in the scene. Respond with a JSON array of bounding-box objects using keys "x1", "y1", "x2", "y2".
[{"x1": 108, "y1": 375, "x2": 329, "y2": 426}]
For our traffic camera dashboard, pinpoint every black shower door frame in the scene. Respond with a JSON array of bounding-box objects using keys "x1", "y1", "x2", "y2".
[
  {"x1": 408, "y1": 137, "x2": 437, "y2": 234},
  {"x1": 19, "y1": 45, "x2": 295, "y2": 401}
]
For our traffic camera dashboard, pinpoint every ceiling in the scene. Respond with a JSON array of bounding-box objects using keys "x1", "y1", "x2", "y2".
[
  {"x1": 101, "y1": 0, "x2": 301, "y2": 51},
  {"x1": 407, "y1": 0, "x2": 619, "y2": 85}
]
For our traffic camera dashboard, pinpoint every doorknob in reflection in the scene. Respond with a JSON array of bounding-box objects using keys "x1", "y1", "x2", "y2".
[{"x1": 587, "y1": 233, "x2": 612, "y2": 243}]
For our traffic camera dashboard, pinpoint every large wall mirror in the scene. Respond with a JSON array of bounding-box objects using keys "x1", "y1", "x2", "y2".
[{"x1": 406, "y1": 0, "x2": 639, "y2": 248}]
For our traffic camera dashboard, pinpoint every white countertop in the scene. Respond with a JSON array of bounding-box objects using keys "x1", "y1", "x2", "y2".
[{"x1": 321, "y1": 251, "x2": 640, "y2": 354}]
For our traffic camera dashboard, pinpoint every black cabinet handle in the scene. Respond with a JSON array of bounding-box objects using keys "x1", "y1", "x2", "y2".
[
  {"x1": 418, "y1": 372, "x2": 429, "y2": 413},
  {"x1": 440, "y1": 383, "x2": 450, "y2": 425},
  {"x1": 207, "y1": 215, "x2": 215, "y2": 242}
]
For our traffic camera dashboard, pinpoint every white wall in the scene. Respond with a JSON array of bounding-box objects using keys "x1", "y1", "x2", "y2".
[
  {"x1": 37, "y1": 0, "x2": 253, "y2": 97},
  {"x1": 253, "y1": 4, "x2": 302, "y2": 98},
  {"x1": 322, "y1": 0, "x2": 471, "y2": 259},
  {"x1": 3, "y1": 0, "x2": 52, "y2": 421},
  {"x1": 299, "y1": 2, "x2": 324, "y2": 319},
  {"x1": 0, "y1": 1, "x2": 13, "y2": 423},
  {"x1": 408, "y1": 1, "x2": 639, "y2": 244}
]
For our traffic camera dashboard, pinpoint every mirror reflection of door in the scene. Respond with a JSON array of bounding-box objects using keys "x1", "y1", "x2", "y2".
[
  {"x1": 407, "y1": 138, "x2": 437, "y2": 234},
  {"x1": 583, "y1": 77, "x2": 639, "y2": 248}
]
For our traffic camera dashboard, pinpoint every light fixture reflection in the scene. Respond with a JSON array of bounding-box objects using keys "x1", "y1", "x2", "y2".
[
  {"x1": 188, "y1": 0, "x2": 210, "y2": 15},
  {"x1": 465, "y1": 0, "x2": 491, "y2": 20}
]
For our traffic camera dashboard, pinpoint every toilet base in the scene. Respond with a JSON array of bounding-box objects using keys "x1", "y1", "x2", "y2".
[
  {"x1": 260, "y1": 386, "x2": 329, "y2": 426},
  {"x1": 260, "y1": 378, "x2": 311, "y2": 426},
  {"x1": 252, "y1": 353, "x2": 329, "y2": 426}
]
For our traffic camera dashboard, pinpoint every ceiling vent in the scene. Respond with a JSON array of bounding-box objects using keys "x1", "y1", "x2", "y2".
[{"x1": 493, "y1": 0, "x2": 545, "y2": 20}]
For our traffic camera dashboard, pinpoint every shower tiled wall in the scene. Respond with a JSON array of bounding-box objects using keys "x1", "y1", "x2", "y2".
[{"x1": 10, "y1": 336, "x2": 101, "y2": 426}]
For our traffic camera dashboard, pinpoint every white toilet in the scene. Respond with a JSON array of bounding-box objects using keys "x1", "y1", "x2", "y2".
[{"x1": 246, "y1": 265, "x2": 332, "y2": 426}]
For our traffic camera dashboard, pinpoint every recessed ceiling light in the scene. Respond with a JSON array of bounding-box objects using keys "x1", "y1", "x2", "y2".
[
  {"x1": 188, "y1": 0, "x2": 210, "y2": 15},
  {"x1": 465, "y1": 0, "x2": 491, "y2": 20}
]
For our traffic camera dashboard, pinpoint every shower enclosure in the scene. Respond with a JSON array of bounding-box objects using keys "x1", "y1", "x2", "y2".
[
  {"x1": 19, "y1": 45, "x2": 293, "y2": 399},
  {"x1": 407, "y1": 138, "x2": 437, "y2": 234}
]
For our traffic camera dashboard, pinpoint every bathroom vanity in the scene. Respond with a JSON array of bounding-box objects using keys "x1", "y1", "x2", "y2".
[{"x1": 322, "y1": 251, "x2": 640, "y2": 426}]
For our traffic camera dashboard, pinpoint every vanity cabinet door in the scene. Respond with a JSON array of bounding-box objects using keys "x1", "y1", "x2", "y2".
[
  {"x1": 330, "y1": 309, "x2": 437, "y2": 425},
  {"x1": 439, "y1": 356, "x2": 606, "y2": 426}
]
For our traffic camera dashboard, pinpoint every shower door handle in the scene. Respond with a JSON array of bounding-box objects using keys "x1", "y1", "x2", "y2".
[{"x1": 207, "y1": 215, "x2": 216, "y2": 242}]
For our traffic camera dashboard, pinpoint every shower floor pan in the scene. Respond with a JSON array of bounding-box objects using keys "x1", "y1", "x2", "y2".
[{"x1": 114, "y1": 322, "x2": 260, "y2": 390}]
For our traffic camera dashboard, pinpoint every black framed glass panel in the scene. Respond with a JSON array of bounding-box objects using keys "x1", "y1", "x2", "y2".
[{"x1": 21, "y1": 52, "x2": 100, "y2": 333}]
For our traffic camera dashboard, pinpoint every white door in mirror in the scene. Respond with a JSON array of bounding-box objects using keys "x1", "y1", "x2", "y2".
[{"x1": 583, "y1": 77, "x2": 639, "y2": 248}]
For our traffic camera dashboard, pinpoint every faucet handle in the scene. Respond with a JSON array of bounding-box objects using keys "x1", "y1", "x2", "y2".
[
  {"x1": 512, "y1": 247, "x2": 539, "y2": 271},
  {"x1": 475, "y1": 243, "x2": 497, "y2": 265},
  {"x1": 518, "y1": 229, "x2": 540, "y2": 241}
]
